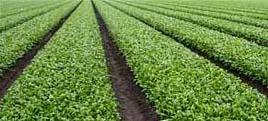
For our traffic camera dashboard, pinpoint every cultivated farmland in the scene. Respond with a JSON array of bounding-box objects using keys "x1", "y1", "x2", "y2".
[{"x1": 0, "y1": 0, "x2": 268, "y2": 120}]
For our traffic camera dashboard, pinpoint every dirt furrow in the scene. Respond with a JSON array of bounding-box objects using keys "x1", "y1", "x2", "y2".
[{"x1": 92, "y1": 1, "x2": 159, "y2": 121}]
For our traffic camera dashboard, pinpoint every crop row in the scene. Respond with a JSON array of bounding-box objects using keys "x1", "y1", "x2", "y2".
[
  {"x1": 190, "y1": 4, "x2": 268, "y2": 15},
  {"x1": 162, "y1": 1, "x2": 268, "y2": 20},
  {"x1": 173, "y1": 1, "x2": 268, "y2": 14},
  {"x1": 0, "y1": 1, "x2": 78, "y2": 78},
  {"x1": 131, "y1": 0, "x2": 268, "y2": 15},
  {"x1": 0, "y1": 0, "x2": 51, "y2": 16},
  {"x1": 0, "y1": 0, "x2": 71, "y2": 32},
  {"x1": 188, "y1": 4, "x2": 268, "y2": 15},
  {"x1": 0, "y1": 0, "x2": 60, "y2": 19},
  {"x1": 96, "y1": 1, "x2": 268, "y2": 120},
  {"x1": 128, "y1": 1, "x2": 268, "y2": 29},
  {"x1": 106, "y1": 1, "x2": 268, "y2": 85},
  {"x1": 0, "y1": 0, "x2": 120, "y2": 120},
  {"x1": 119, "y1": 1, "x2": 268, "y2": 47}
]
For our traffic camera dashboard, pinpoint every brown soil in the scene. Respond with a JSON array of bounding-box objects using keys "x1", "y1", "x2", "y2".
[
  {"x1": 0, "y1": 1, "x2": 82, "y2": 99},
  {"x1": 92, "y1": 1, "x2": 160, "y2": 121}
]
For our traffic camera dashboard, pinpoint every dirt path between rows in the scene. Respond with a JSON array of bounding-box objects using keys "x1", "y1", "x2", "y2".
[{"x1": 92, "y1": 1, "x2": 159, "y2": 121}]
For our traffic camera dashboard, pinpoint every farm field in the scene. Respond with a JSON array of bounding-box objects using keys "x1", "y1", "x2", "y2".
[{"x1": 0, "y1": 0, "x2": 268, "y2": 120}]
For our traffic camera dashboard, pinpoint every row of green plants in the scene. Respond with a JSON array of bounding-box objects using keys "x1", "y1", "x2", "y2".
[
  {"x1": 161, "y1": 1, "x2": 268, "y2": 20},
  {"x1": 0, "y1": 0, "x2": 72, "y2": 32},
  {"x1": 139, "y1": 0, "x2": 268, "y2": 15},
  {"x1": 106, "y1": 1, "x2": 268, "y2": 85},
  {"x1": 0, "y1": 0, "x2": 120, "y2": 120},
  {"x1": 0, "y1": 0, "x2": 60, "y2": 19},
  {"x1": 128, "y1": 1, "x2": 268, "y2": 29},
  {"x1": 0, "y1": 1, "x2": 78, "y2": 78},
  {"x1": 119, "y1": 1, "x2": 268, "y2": 47},
  {"x1": 1, "y1": 0, "x2": 36, "y2": 11},
  {"x1": 96, "y1": 1, "x2": 268, "y2": 120}
]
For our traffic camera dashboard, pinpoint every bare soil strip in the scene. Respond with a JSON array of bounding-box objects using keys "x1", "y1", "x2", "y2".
[
  {"x1": 92, "y1": 1, "x2": 159, "y2": 121},
  {"x1": 0, "y1": 1, "x2": 82, "y2": 99},
  {"x1": 105, "y1": 2, "x2": 268, "y2": 96}
]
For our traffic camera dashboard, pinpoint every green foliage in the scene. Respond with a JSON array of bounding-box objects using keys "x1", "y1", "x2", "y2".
[
  {"x1": 0, "y1": 0, "x2": 72, "y2": 32},
  {"x1": 0, "y1": 0, "x2": 68, "y2": 19},
  {"x1": 119, "y1": 1, "x2": 268, "y2": 47},
  {"x1": 96, "y1": 0, "x2": 268, "y2": 120},
  {"x1": 0, "y1": 1, "x2": 78, "y2": 78},
  {"x1": 106, "y1": 0, "x2": 268, "y2": 85},
  {"x1": 157, "y1": 1, "x2": 268, "y2": 20},
  {"x1": 0, "y1": 1, "x2": 120, "y2": 120},
  {"x1": 162, "y1": 0, "x2": 268, "y2": 17},
  {"x1": 1, "y1": 0, "x2": 267, "y2": 120}
]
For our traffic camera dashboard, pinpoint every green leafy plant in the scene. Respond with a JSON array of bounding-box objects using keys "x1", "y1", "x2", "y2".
[
  {"x1": 118, "y1": 1, "x2": 268, "y2": 47},
  {"x1": 0, "y1": 1, "x2": 120, "y2": 120},
  {"x1": 0, "y1": 1, "x2": 78, "y2": 78},
  {"x1": 0, "y1": 0, "x2": 72, "y2": 32},
  {"x1": 95, "y1": 0, "x2": 268, "y2": 120},
  {"x1": 106, "y1": 0, "x2": 268, "y2": 85}
]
